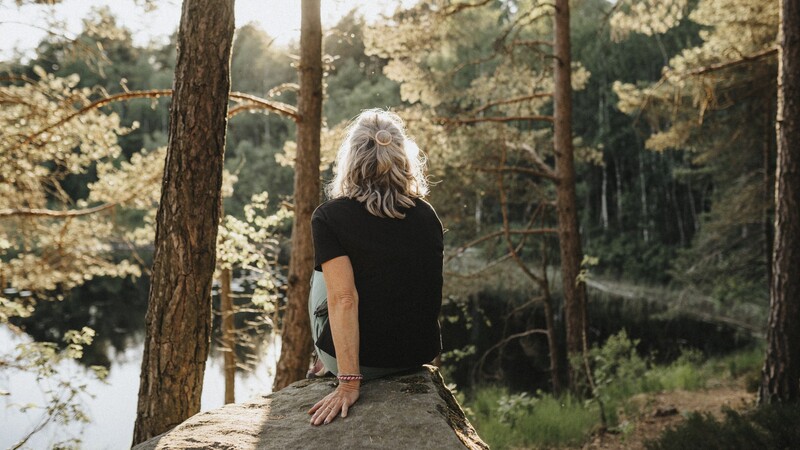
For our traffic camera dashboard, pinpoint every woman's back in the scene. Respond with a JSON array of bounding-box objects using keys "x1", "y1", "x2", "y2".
[{"x1": 311, "y1": 197, "x2": 444, "y2": 367}]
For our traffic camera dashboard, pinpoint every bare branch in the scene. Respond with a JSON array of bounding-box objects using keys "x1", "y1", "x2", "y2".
[
  {"x1": 267, "y1": 82, "x2": 299, "y2": 96},
  {"x1": 679, "y1": 47, "x2": 777, "y2": 77},
  {"x1": 477, "y1": 165, "x2": 559, "y2": 182},
  {"x1": 15, "y1": 89, "x2": 299, "y2": 151},
  {"x1": 443, "y1": 0, "x2": 493, "y2": 16},
  {"x1": 0, "y1": 201, "x2": 119, "y2": 218},
  {"x1": 509, "y1": 39, "x2": 554, "y2": 48},
  {"x1": 437, "y1": 115, "x2": 554, "y2": 125},
  {"x1": 229, "y1": 91, "x2": 299, "y2": 120},
  {"x1": 473, "y1": 327, "x2": 550, "y2": 381},
  {"x1": 497, "y1": 145, "x2": 546, "y2": 285},
  {"x1": 494, "y1": 5, "x2": 553, "y2": 52},
  {"x1": 445, "y1": 253, "x2": 513, "y2": 279},
  {"x1": 505, "y1": 141, "x2": 557, "y2": 178},
  {"x1": 446, "y1": 226, "x2": 558, "y2": 266},
  {"x1": 471, "y1": 92, "x2": 554, "y2": 115},
  {"x1": 448, "y1": 53, "x2": 500, "y2": 76}
]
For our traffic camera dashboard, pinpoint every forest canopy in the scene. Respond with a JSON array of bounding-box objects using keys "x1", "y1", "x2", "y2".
[{"x1": 1, "y1": 0, "x2": 796, "y2": 448}]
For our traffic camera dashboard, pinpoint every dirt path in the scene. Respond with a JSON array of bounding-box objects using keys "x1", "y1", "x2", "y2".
[{"x1": 581, "y1": 384, "x2": 755, "y2": 449}]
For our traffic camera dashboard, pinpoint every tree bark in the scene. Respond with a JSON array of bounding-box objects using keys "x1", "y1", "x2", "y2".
[
  {"x1": 601, "y1": 164, "x2": 609, "y2": 230},
  {"x1": 763, "y1": 100, "x2": 775, "y2": 291},
  {"x1": 221, "y1": 268, "x2": 236, "y2": 404},
  {"x1": 131, "y1": 0, "x2": 234, "y2": 444},
  {"x1": 273, "y1": 0, "x2": 323, "y2": 391},
  {"x1": 760, "y1": 0, "x2": 800, "y2": 405},
  {"x1": 553, "y1": 0, "x2": 589, "y2": 387}
]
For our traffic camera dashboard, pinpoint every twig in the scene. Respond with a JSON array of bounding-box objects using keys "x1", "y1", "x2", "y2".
[
  {"x1": 680, "y1": 47, "x2": 777, "y2": 77},
  {"x1": 477, "y1": 164, "x2": 560, "y2": 182},
  {"x1": 471, "y1": 92, "x2": 554, "y2": 115},
  {"x1": 437, "y1": 115, "x2": 554, "y2": 125}
]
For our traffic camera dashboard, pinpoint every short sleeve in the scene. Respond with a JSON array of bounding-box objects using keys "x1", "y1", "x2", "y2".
[{"x1": 311, "y1": 207, "x2": 347, "y2": 271}]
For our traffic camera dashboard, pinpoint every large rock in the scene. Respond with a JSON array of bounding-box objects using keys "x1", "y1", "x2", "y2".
[{"x1": 133, "y1": 365, "x2": 488, "y2": 449}]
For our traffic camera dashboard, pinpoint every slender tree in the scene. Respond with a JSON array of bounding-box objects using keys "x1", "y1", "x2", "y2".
[
  {"x1": 554, "y1": 0, "x2": 589, "y2": 379},
  {"x1": 273, "y1": 0, "x2": 323, "y2": 390},
  {"x1": 221, "y1": 267, "x2": 236, "y2": 404},
  {"x1": 132, "y1": 0, "x2": 235, "y2": 444},
  {"x1": 760, "y1": 0, "x2": 800, "y2": 404}
]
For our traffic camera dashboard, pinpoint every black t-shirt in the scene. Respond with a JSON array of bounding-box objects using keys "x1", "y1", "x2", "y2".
[{"x1": 311, "y1": 197, "x2": 444, "y2": 368}]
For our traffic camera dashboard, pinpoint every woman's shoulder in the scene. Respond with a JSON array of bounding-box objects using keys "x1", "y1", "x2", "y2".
[
  {"x1": 414, "y1": 197, "x2": 436, "y2": 213},
  {"x1": 413, "y1": 198, "x2": 443, "y2": 232},
  {"x1": 313, "y1": 197, "x2": 359, "y2": 220},
  {"x1": 413, "y1": 197, "x2": 440, "y2": 218}
]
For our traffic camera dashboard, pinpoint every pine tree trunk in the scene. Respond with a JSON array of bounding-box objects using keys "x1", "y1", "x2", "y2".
[
  {"x1": 763, "y1": 100, "x2": 775, "y2": 289},
  {"x1": 221, "y1": 268, "x2": 236, "y2": 404},
  {"x1": 638, "y1": 150, "x2": 649, "y2": 242},
  {"x1": 553, "y1": 0, "x2": 588, "y2": 382},
  {"x1": 542, "y1": 283, "x2": 563, "y2": 395},
  {"x1": 760, "y1": 0, "x2": 800, "y2": 404},
  {"x1": 601, "y1": 164, "x2": 609, "y2": 230},
  {"x1": 614, "y1": 156, "x2": 623, "y2": 226},
  {"x1": 273, "y1": 0, "x2": 322, "y2": 391},
  {"x1": 131, "y1": 0, "x2": 234, "y2": 444}
]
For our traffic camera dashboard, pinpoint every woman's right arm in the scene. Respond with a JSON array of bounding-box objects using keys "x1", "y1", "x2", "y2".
[{"x1": 308, "y1": 255, "x2": 361, "y2": 425}]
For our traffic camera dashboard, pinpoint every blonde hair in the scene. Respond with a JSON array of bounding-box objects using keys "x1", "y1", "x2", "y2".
[{"x1": 326, "y1": 109, "x2": 428, "y2": 219}]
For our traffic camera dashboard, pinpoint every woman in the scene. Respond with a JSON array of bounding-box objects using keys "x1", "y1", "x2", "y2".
[{"x1": 307, "y1": 109, "x2": 444, "y2": 426}]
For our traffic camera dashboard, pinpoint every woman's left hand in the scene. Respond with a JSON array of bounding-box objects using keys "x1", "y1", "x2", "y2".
[{"x1": 308, "y1": 382, "x2": 360, "y2": 425}]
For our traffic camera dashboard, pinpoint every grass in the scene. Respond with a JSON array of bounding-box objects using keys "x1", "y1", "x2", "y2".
[
  {"x1": 459, "y1": 337, "x2": 765, "y2": 449},
  {"x1": 463, "y1": 386, "x2": 599, "y2": 449}
]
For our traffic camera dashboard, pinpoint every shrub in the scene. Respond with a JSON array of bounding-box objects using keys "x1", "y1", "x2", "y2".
[
  {"x1": 464, "y1": 386, "x2": 600, "y2": 449},
  {"x1": 645, "y1": 404, "x2": 800, "y2": 450}
]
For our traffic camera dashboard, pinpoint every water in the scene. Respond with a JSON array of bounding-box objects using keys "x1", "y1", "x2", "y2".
[
  {"x1": 0, "y1": 272, "x2": 281, "y2": 450},
  {"x1": 0, "y1": 326, "x2": 281, "y2": 449}
]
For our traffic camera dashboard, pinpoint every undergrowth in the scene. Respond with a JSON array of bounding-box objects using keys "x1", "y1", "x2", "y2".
[
  {"x1": 461, "y1": 386, "x2": 598, "y2": 449},
  {"x1": 645, "y1": 404, "x2": 800, "y2": 450},
  {"x1": 459, "y1": 331, "x2": 764, "y2": 449}
]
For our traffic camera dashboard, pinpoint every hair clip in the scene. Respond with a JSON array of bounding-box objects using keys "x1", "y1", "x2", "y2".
[{"x1": 375, "y1": 130, "x2": 393, "y2": 146}]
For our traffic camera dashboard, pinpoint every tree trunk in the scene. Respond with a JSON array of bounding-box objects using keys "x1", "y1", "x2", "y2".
[
  {"x1": 601, "y1": 164, "x2": 609, "y2": 230},
  {"x1": 638, "y1": 149, "x2": 649, "y2": 242},
  {"x1": 131, "y1": 0, "x2": 234, "y2": 444},
  {"x1": 760, "y1": 0, "x2": 800, "y2": 405},
  {"x1": 763, "y1": 100, "x2": 775, "y2": 290},
  {"x1": 273, "y1": 0, "x2": 323, "y2": 391},
  {"x1": 614, "y1": 156, "x2": 623, "y2": 226},
  {"x1": 221, "y1": 268, "x2": 236, "y2": 404},
  {"x1": 553, "y1": 0, "x2": 588, "y2": 386}
]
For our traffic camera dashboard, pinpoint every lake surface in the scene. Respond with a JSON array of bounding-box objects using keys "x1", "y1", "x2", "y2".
[{"x1": 1, "y1": 273, "x2": 282, "y2": 449}]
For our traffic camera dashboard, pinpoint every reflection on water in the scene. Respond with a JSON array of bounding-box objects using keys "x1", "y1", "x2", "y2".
[{"x1": 0, "y1": 274, "x2": 280, "y2": 449}]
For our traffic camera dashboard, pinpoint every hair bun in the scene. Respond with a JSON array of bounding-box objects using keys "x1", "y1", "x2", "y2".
[{"x1": 375, "y1": 129, "x2": 393, "y2": 146}]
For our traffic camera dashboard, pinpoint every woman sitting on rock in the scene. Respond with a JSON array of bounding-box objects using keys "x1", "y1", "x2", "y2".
[{"x1": 307, "y1": 109, "x2": 444, "y2": 426}]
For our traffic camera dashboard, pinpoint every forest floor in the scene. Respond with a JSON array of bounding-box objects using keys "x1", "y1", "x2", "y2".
[{"x1": 580, "y1": 379, "x2": 755, "y2": 449}]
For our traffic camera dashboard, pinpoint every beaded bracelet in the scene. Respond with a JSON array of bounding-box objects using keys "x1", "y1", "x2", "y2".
[{"x1": 337, "y1": 373, "x2": 363, "y2": 382}]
